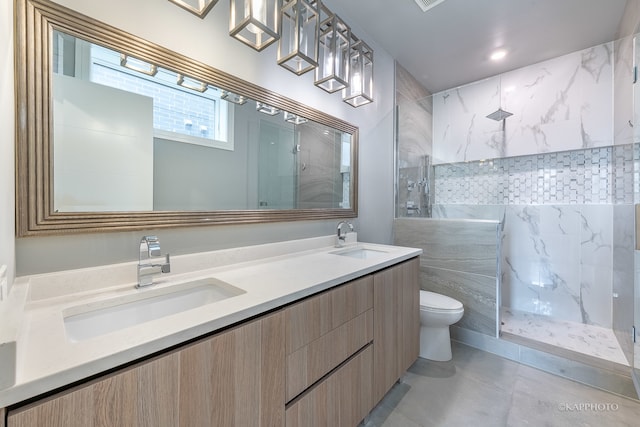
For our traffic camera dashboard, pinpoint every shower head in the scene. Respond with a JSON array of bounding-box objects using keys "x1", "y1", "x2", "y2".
[
  {"x1": 414, "y1": 0, "x2": 447, "y2": 12},
  {"x1": 486, "y1": 108, "x2": 513, "y2": 121}
]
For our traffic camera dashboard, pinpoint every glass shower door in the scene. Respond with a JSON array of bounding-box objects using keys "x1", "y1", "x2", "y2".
[{"x1": 257, "y1": 120, "x2": 297, "y2": 209}]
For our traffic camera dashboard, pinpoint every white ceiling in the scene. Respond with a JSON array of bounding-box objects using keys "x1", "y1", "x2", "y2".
[{"x1": 333, "y1": 0, "x2": 628, "y2": 93}]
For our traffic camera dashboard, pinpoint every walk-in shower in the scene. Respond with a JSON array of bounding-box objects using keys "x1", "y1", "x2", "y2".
[{"x1": 394, "y1": 35, "x2": 638, "y2": 378}]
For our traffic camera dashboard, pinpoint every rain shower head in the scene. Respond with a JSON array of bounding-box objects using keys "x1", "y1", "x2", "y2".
[
  {"x1": 486, "y1": 108, "x2": 513, "y2": 121},
  {"x1": 487, "y1": 75, "x2": 513, "y2": 121},
  {"x1": 414, "y1": 0, "x2": 447, "y2": 12}
]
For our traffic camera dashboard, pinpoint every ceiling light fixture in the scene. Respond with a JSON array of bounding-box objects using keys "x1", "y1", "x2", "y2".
[
  {"x1": 120, "y1": 54, "x2": 158, "y2": 76},
  {"x1": 230, "y1": 0, "x2": 280, "y2": 51},
  {"x1": 314, "y1": 5, "x2": 350, "y2": 93},
  {"x1": 278, "y1": 0, "x2": 321, "y2": 75},
  {"x1": 284, "y1": 111, "x2": 308, "y2": 124},
  {"x1": 221, "y1": 90, "x2": 248, "y2": 104},
  {"x1": 166, "y1": 0, "x2": 376, "y2": 106},
  {"x1": 167, "y1": 0, "x2": 219, "y2": 18},
  {"x1": 343, "y1": 35, "x2": 373, "y2": 107},
  {"x1": 490, "y1": 49, "x2": 507, "y2": 61},
  {"x1": 176, "y1": 74, "x2": 208, "y2": 92},
  {"x1": 256, "y1": 102, "x2": 281, "y2": 115}
]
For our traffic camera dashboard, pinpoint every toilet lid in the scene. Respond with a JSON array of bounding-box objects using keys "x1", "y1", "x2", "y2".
[{"x1": 420, "y1": 291, "x2": 463, "y2": 310}]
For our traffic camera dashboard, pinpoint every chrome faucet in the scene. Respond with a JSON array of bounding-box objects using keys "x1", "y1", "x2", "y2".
[
  {"x1": 137, "y1": 235, "x2": 170, "y2": 288},
  {"x1": 336, "y1": 221, "x2": 354, "y2": 247}
]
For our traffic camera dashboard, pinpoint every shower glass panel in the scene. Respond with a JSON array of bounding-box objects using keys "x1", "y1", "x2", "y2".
[
  {"x1": 258, "y1": 121, "x2": 296, "y2": 209},
  {"x1": 633, "y1": 33, "x2": 640, "y2": 391}
]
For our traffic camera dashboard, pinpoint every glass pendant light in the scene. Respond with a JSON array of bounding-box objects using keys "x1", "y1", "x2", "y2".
[
  {"x1": 176, "y1": 74, "x2": 208, "y2": 92},
  {"x1": 168, "y1": 0, "x2": 219, "y2": 18},
  {"x1": 120, "y1": 54, "x2": 158, "y2": 76},
  {"x1": 314, "y1": 5, "x2": 350, "y2": 93},
  {"x1": 221, "y1": 90, "x2": 248, "y2": 105},
  {"x1": 256, "y1": 102, "x2": 280, "y2": 115},
  {"x1": 343, "y1": 36, "x2": 373, "y2": 107},
  {"x1": 277, "y1": 0, "x2": 321, "y2": 75},
  {"x1": 230, "y1": 0, "x2": 281, "y2": 51},
  {"x1": 284, "y1": 111, "x2": 308, "y2": 124}
]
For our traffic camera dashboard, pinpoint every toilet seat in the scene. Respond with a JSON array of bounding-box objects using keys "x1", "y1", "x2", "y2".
[{"x1": 420, "y1": 290, "x2": 463, "y2": 311}]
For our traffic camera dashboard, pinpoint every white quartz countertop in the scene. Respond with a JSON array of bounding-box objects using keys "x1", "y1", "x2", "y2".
[{"x1": 0, "y1": 236, "x2": 421, "y2": 408}]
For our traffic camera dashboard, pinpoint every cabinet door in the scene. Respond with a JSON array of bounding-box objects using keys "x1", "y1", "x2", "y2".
[
  {"x1": 372, "y1": 257, "x2": 419, "y2": 405},
  {"x1": 179, "y1": 311, "x2": 285, "y2": 426},
  {"x1": 7, "y1": 353, "x2": 180, "y2": 427},
  {"x1": 8, "y1": 311, "x2": 285, "y2": 427},
  {"x1": 399, "y1": 257, "x2": 420, "y2": 371},
  {"x1": 285, "y1": 345, "x2": 373, "y2": 427}
]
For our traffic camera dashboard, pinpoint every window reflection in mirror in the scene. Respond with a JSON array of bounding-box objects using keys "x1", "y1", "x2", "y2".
[{"x1": 51, "y1": 30, "x2": 351, "y2": 213}]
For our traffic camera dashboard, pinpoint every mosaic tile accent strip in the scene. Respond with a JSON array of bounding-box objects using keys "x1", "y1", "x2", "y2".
[{"x1": 434, "y1": 144, "x2": 637, "y2": 205}]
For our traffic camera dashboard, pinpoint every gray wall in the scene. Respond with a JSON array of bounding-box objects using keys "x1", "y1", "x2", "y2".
[{"x1": 0, "y1": 0, "x2": 15, "y2": 287}]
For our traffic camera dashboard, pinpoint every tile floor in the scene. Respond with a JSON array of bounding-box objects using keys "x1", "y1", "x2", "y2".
[{"x1": 364, "y1": 342, "x2": 640, "y2": 427}]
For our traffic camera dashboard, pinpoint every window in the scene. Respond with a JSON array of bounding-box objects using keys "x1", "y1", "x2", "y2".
[{"x1": 53, "y1": 31, "x2": 233, "y2": 150}]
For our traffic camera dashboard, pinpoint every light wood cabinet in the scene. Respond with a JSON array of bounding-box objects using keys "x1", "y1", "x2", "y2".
[
  {"x1": 5, "y1": 256, "x2": 420, "y2": 427},
  {"x1": 284, "y1": 275, "x2": 373, "y2": 402},
  {"x1": 285, "y1": 345, "x2": 373, "y2": 427},
  {"x1": 178, "y1": 311, "x2": 284, "y2": 426},
  {"x1": 7, "y1": 311, "x2": 284, "y2": 427},
  {"x1": 372, "y1": 257, "x2": 420, "y2": 405}
]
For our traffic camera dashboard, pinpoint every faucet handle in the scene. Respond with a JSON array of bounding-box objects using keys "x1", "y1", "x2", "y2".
[
  {"x1": 145, "y1": 235, "x2": 162, "y2": 257},
  {"x1": 161, "y1": 254, "x2": 171, "y2": 273}
]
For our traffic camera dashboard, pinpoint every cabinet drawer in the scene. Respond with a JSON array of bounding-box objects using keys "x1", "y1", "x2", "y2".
[
  {"x1": 286, "y1": 309, "x2": 372, "y2": 401},
  {"x1": 285, "y1": 345, "x2": 373, "y2": 427},
  {"x1": 284, "y1": 276, "x2": 373, "y2": 402},
  {"x1": 285, "y1": 275, "x2": 373, "y2": 355}
]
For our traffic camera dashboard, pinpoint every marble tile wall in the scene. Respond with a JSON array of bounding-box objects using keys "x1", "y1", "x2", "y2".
[
  {"x1": 432, "y1": 42, "x2": 614, "y2": 164},
  {"x1": 394, "y1": 218, "x2": 501, "y2": 337},
  {"x1": 433, "y1": 203, "x2": 613, "y2": 328},
  {"x1": 503, "y1": 204, "x2": 612, "y2": 327}
]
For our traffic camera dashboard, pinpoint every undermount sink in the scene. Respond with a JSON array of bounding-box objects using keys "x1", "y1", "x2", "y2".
[
  {"x1": 330, "y1": 246, "x2": 389, "y2": 259},
  {"x1": 63, "y1": 278, "x2": 245, "y2": 342}
]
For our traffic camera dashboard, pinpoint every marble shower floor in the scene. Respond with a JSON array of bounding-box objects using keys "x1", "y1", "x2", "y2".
[
  {"x1": 364, "y1": 342, "x2": 640, "y2": 427},
  {"x1": 500, "y1": 308, "x2": 629, "y2": 367}
]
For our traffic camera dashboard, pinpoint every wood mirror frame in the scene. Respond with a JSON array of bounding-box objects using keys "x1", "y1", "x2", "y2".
[{"x1": 15, "y1": 0, "x2": 358, "y2": 236}]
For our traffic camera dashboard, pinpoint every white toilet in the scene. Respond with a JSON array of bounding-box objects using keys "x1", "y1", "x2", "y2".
[{"x1": 419, "y1": 290, "x2": 464, "y2": 361}]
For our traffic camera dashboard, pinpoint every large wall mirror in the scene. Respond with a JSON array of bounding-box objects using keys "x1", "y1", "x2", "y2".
[{"x1": 15, "y1": 0, "x2": 358, "y2": 236}]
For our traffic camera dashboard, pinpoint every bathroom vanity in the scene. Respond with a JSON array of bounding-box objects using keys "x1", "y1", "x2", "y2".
[{"x1": 0, "y1": 237, "x2": 420, "y2": 426}]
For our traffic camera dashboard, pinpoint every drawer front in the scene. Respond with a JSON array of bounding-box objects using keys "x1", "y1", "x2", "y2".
[
  {"x1": 286, "y1": 309, "x2": 372, "y2": 401},
  {"x1": 285, "y1": 345, "x2": 373, "y2": 427},
  {"x1": 285, "y1": 275, "x2": 373, "y2": 355},
  {"x1": 284, "y1": 276, "x2": 373, "y2": 402}
]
